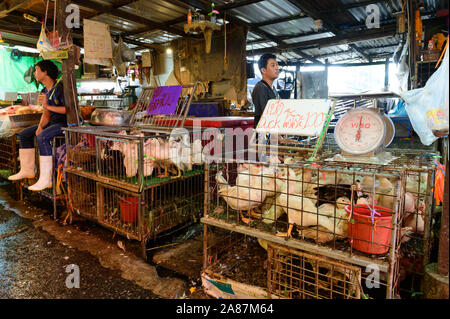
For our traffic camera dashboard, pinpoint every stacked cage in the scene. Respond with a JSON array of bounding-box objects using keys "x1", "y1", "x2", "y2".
[
  {"x1": 202, "y1": 149, "x2": 436, "y2": 299},
  {"x1": 64, "y1": 84, "x2": 206, "y2": 257},
  {"x1": 0, "y1": 134, "x2": 19, "y2": 179}
]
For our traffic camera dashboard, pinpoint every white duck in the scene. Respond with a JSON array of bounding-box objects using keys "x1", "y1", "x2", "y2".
[
  {"x1": 275, "y1": 170, "x2": 347, "y2": 238},
  {"x1": 215, "y1": 165, "x2": 277, "y2": 224}
]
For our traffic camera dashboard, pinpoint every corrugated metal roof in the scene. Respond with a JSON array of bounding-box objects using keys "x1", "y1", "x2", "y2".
[
  {"x1": 283, "y1": 32, "x2": 335, "y2": 44},
  {"x1": 0, "y1": 0, "x2": 444, "y2": 63},
  {"x1": 93, "y1": 14, "x2": 144, "y2": 32},
  {"x1": 120, "y1": 0, "x2": 186, "y2": 23},
  {"x1": 259, "y1": 17, "x2": 322, "y2": 37},
  {"x1": 229, "y1": 0, "x2": 301, "y2": 24}
]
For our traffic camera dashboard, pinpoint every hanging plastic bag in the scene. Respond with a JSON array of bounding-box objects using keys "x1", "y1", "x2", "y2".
[
  {"x1": 112, "y1": 39, "x2": 127, "y2": 77},
  {"x1": 399, "y1": 44, "x2": 449, "y2": 145},
  {"x1": 120, "y1": 38, "x2": 136, "y2": 62},
  {"x1": 36, "y1": 0, "x2": 59, "y2": 54},
  {"x1": 37, "y1": 25, "x2": 56, "y2": 53}
]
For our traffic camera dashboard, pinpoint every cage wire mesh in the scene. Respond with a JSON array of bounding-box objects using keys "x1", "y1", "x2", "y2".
[
  {"x1": 203, "y1": 148, "x2": 437, "y2": 298},
  {"x1": 267, "y1": 243, "x2": 362, "y2": 299},
  {"x1": 67, "y1": 172, "x2": 97, "y2": 219},
  {"x1": 130, "y1": 83, "x2": 198, "y2": 131},
  {"x1": 0, "y1": 135, "x2": 19, "y2": 179},
  {"x1": 202, "y1": 225, "x2": 396, "y2": 299},
  {"x1": 65, "y1": 126, "x2": 205, "y2": 193}
]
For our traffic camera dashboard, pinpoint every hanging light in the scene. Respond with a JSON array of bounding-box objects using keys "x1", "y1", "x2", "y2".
[{"x1": 0, "y1": 32, "x2": 4, "y2": 43}]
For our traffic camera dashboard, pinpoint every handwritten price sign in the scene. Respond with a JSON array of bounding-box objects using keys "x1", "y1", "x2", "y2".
[
  {"x1": 255, "y1": 99, "x2": 332, "y2": 136},
  {"x1": 146, "y1": 85, "x2": 183, "y2": 115}
]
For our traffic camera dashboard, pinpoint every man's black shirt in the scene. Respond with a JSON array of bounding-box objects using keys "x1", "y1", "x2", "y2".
[{"x1": 251, "y1": 80, "x2": 279, "y2": 128}]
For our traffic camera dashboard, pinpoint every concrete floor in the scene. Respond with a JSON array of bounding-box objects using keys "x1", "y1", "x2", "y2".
[{"x1": 0, "y1": 181, "x2": 209, "y2": 299}]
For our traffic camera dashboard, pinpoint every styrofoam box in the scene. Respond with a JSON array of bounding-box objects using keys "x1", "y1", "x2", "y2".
[{"x1": 0, "y1": 92, "x2": 18, "y2": 101}]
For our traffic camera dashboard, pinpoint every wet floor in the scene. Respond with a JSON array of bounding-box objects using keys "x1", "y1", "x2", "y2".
[
  {"x1": 0, "y1": 180, "x2": 204, "y2": 299},
  {"x1": 0, "y1": 207, "x2": 161, "y2": 299}
]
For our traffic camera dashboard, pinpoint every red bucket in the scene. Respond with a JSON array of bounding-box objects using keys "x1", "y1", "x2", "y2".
[
  {"x1": 119, "y1": 197, "x2": 139, "y2": 223},
  {"x1": 345, "y1": 205, "x2": 393, "y2": 255}
]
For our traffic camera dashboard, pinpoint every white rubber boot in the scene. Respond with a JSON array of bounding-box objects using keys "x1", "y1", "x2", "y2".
[
  {"x1": 8, "y1": 148, "x2": 36, "y2": 180},
  {"x1": 28, "y1": 156, "x2": 53, "y2": 191}
]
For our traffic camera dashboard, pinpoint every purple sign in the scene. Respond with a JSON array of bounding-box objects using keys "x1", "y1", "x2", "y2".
[{"x1": 146, "y1": 85, "x2": 183, "y2": 115}]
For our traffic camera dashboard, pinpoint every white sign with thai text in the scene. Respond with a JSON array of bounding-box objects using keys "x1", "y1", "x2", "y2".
[{"x1": 255, "y1": 99, "x2": 332, "y2": 136}]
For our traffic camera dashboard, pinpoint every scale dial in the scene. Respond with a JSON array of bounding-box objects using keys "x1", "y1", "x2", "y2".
[{"x1": 334, "y1": 108, "x2": 387, "y2": 155}]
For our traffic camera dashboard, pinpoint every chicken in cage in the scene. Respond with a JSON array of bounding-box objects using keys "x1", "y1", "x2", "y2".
[{"x1": 101, "y1": 128, "x2": 205, "y2": 183}]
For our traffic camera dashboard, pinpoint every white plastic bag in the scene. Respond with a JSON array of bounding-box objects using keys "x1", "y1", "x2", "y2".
[
  {"x1": 400, "y1": 44, "x2": 449, "y2": 145},
  {"x1": 36, "y1": 25, "x2": 56, "y2": 53}
]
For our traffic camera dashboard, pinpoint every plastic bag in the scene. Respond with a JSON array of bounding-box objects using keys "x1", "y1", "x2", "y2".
[
  {"x1": 399, "y1": 44, "x2": 449, "y2": 145},
  {"x1": 394, "y1": 38, "x2": 410, "y2": 93},
  {"x1": 112, "y1": 39, "x2": 127, "y2": 77},
  {"x1": 37, "y1": 25, "x2": 56, "y2": 53}
]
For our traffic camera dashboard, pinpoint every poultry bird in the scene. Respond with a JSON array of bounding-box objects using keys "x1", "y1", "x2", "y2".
[
  {"x1": 360, "y1": 175, "x2": 426, "y2": 236},
  {"x1": 235, "y1": 163, "x2": 279, "y2": 198},
  {"x1": 168, "y1": 132, "x2": 192, "y2": 178},
  {"x1": 144, "y1": 137, "x2": 171, "y2": 177},
  {"x1": 275, "y1": 170, "x2": 347, "y2": 238},
  {"x1": 215, "y1": 165, "x2": 277, "y2": 224},
  {"x1": 313, "y1": 182, "x2": 368, "y2": 208},
  {"x1": 110, "y1": 130, "x2": 154, "y2": 178}
]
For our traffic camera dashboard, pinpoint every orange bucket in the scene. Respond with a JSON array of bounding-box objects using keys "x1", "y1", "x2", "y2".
[
  {"x1": 345, "y1": 205, "x2": 393, "y2": 254},
  {"x1": 119, "y1": 197, "x2": 139, "y2": 223}
]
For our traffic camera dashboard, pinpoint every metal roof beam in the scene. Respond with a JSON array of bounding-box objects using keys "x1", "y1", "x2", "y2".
[
  {"x1": 285, "y1": 0, "x2": 379, "y2": 61},
  {"x1": 320, "y1": 0, "x2": 389, "y2": 14},
  {"x1": 0, "y1": 0, "x2": 34, "y2": 18},
  {"x1": 86, "y1": 0, "x2": 139, "y2": 19},
  {"x1": 250, "y1": 14, "x2": 308, "y2": 28},
  {"x1": 246, "y1": 24, "x2": 396, "y2": 55},
  {"x1": 122, "y1": 0, "x2": 265, "y2": 37},
  {"x1": 72, "y1": 0, "x2": 187, "y2": 38}
]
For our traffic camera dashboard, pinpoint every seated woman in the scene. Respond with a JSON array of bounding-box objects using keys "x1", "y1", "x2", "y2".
[{"x1": 8, "y1": 60, "x2": 67, "y2": 191}]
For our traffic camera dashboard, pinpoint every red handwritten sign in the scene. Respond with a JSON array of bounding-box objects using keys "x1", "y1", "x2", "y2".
[
  {"x1": 255, "y1": 99, "x2": 332, "y2": 136},
  {"x1": 146, "y1": 85, "x2": 183, "y2": 115}
]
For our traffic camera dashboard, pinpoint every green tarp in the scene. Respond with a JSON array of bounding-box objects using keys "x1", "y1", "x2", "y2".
[
  {"x1": 0, "y1": 48, "x2": 45, "y2": 93},
  {"x1": 0, "y1": 47, "x2": 82, "y2": 96}
]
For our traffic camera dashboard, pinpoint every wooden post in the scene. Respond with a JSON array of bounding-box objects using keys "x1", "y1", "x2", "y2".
[{"x1": 56, "y1": 0, "x2": 80, "y2": 125}]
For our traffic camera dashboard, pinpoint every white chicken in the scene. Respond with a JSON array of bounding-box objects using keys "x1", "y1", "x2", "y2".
[
  {"x1": 110, "y1": 130, "x2": 154, "y2": 178},
  {"x1": 275, "y1": 170, "x2": 347, "y2": 238},
  {"x1": 144, "y1": 133, "x2": 203, "y2": 178},
  {"x1": 215, "y1": 164, "x2": 277, "y2": 224},
  {"x1": 144, "y1": 137, "x2": 171, "y2": 177}
]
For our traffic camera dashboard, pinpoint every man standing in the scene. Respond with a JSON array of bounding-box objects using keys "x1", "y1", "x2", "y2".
[{"x1": 251, "y1": 53, "x2": 280, "y2": 128}]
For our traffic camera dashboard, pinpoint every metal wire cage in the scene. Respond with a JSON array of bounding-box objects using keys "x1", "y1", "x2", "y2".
[
  {"x1": 65, "y1": 126, "x2": 206, "y2": 193},
  {"x1": 202, "y1": 225, "x2": 396, "y2": 299},
  {"x1": 67, "y1": 172, "x2": 97, "y2": 220},
  {"x1": 0, "y1": 135, "x2": 19, "y2": 179},
  {"x1": 130, "y1": 83, "x2": 198, "y2": 131},
  {"x1": 267, "y1": 243, "x2": 362, "y2": 299},
  {"x1": 202, "y1": 148, "x2": 436, "y2": 298}
]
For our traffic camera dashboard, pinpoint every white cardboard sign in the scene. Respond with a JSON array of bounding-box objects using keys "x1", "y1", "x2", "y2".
[
  {"x1": 83, "y1": 19, "x2": 113, "y2": 60},
  {"x1": 255, "y1": 99, "x2": 332, "y2": 136}
]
